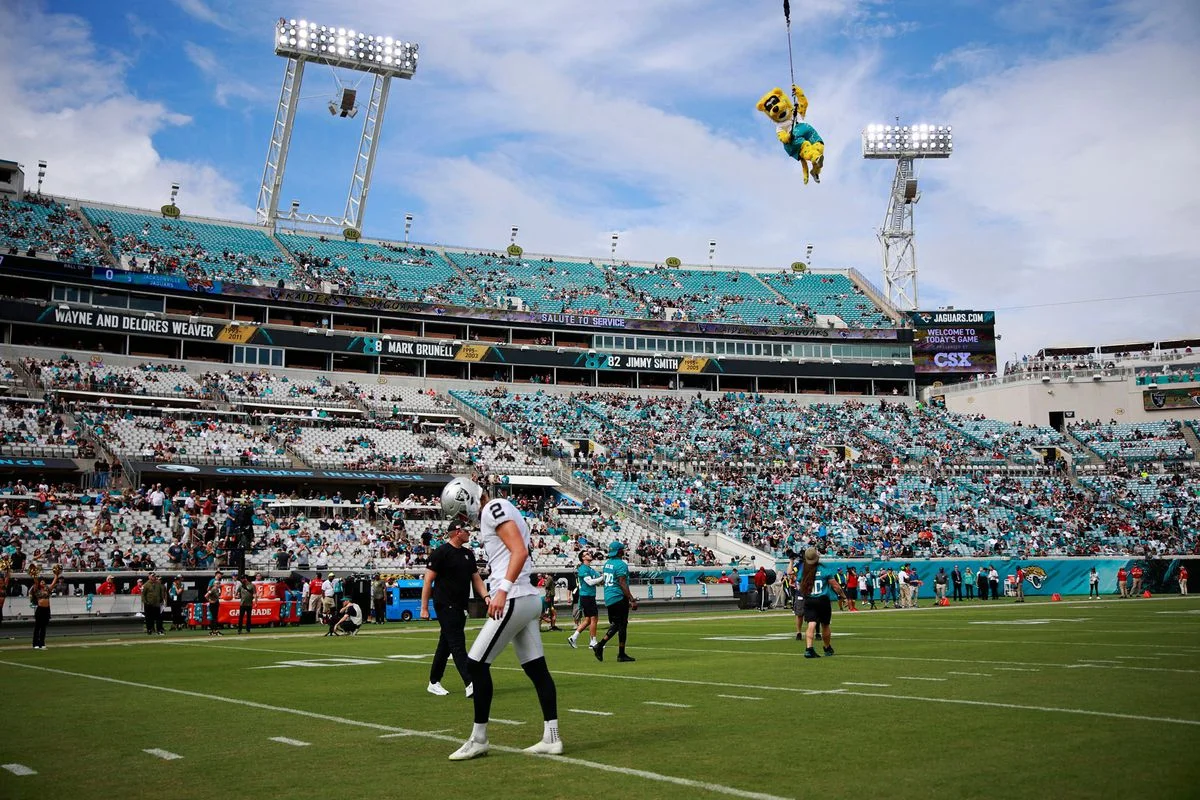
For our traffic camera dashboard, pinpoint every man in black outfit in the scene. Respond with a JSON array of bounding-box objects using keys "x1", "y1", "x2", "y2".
[
  {"x1": 951, "y1": 565, "x2": 963, "y2": 602},
  {"x1": 421, "y1": 521, "x2": 489, "y2": 698}
]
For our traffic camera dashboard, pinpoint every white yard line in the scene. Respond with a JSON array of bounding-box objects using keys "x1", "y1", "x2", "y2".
[
  {"x1": 948, "y1": 672, "x2": 992, "y2": 677},
  {"x1": 0, "y1": 661, "x2": 789, "y2": 800},
  {"x1": 643, "y1": 701, "x2": 693, "y2": 708},
  {"x1": 269, "y1": 737, "x2": 311, "y2": 747},
  {"x1": 143, "y1": 749, "x2": 183, "y2": 761},
  {"x1": 1, "y1": 764, "x2": 36, "y2": 776},
  {"x1": 717, "y1": 694, "x2": 764, "y2": 701},
  {"x1": 994, "y1": 667, "x2": 1039, "y2": 672},
  {"x1": 489, "y1": 718, "x2": 527, "y2": 726},
  {"x1": 842, "y1": 682, "x2": 890, "y2": 687},
  {"x1": 896, "y1": 676, "x2": 947, "y2": 682},
  {"x1": 569, "y1": 708, "x2": 613, "y2": 716}
]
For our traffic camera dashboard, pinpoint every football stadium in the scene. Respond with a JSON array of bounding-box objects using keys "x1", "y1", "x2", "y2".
[{"x1": 0, "y1": 2, "x2": 1198, "y2": 798}]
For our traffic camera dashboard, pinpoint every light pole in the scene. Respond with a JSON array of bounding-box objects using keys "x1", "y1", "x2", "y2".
[
  {"x1": 708, "y1": 239, "x2": 717, "y2": 266},
  {"x1": 404, "y1": 213, "x2": 413, "y2": 243},
  {"x1": 170, "y1": 182, "x2": 181, "y2": 206},
  {"x1": 37, "y1": 161, "x2": 46, "y2": 195},
  {"x1": 611, "y1": 232, "x2": 619, "y2": 263},
  {"x1": 862, "y1": 121, "x2": 954, "y2": 311}
]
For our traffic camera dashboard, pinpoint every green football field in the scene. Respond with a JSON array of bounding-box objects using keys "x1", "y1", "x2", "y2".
[{"x1": 1, "y1": 596, "x2": 1198, "y2": 800}]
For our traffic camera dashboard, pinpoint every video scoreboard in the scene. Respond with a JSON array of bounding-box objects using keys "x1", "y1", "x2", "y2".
[{"x1": 907, "y1": 310, "x2": 997, "y2": 375}]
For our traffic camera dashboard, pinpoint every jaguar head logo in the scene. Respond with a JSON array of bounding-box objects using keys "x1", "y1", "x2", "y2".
[{"x1": 1023, "y1": 565, "x2": 1048, "y2": 589}]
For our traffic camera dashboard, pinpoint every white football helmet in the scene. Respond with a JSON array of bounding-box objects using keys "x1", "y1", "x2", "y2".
[{"x1": 440, "y1": 477, "x2": 483, "y2": 522}]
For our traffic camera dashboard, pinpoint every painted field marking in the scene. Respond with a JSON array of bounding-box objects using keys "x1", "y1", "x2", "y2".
[
  {"x1": 490, "y1": 718, "x2": 526, "y2": 726},
  {"x1": 994, "y1": 667, "x2": 1039, "y2": 672},
  {"x1": 569, "y1": 708, "x2": 613, "y2": 716},
  {"x1": 386, "y1": 654, "x2": 435, "y2": 660},
  {"x1": 717, "y1": 694, "x2": 764, "y2": 701},
  {"x1": 896, "y1": 676, "x2": 947, "y2": 682},
  {"x1": 0, "y1": 661, "x2": 787, "y2": 800},
  {"x1": 250, "y1": 657, "x2": 380, "y2": 670},
  {"x1": 1, "y1": 764, "x2": 36, "y2": 776},
  {"x1": 643, "y1": 701, "x2": 693, "y2": 708},
  {"x1": 1114, "y1": 656, "x2": 1159, "y2": 661},
  {"x1": 948, "y1": 672, "x2": 992, "y2": 677},
  {"x1": 269, "y1": 736, "x2": 310, "y2": 747},
  {"x1": 1075, "y1": 660, "x2": 1120, "y2": 664},
  {"x1": 143, "y1": 749, "x2": 183, "y2": 761},
  {"x1": 842, "y1": 682, "x2": 890, "y2": 687},
  {"x1": 379, "y1": 729, "x2": 451, "y2": 739}
]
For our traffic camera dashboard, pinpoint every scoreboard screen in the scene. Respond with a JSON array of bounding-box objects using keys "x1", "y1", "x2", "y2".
[{"x1": 908, "y1": 311, "x2": 997, "y2": 375}]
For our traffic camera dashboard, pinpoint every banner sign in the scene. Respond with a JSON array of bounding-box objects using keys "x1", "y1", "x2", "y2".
[
  {"x1": 130, "y1": 460, "x2": 454, "y2": 484},
  {"x1": 186, "y1": 600, "x2": 302, "y2": 627},
  {"x1": 0, "y1": 252, "x2": 904, "y2": 341},
  {"x1": 0, "y1": 456, "x2": 79, "y2": 471},
  {"x1": 6, "y1": 299, "x2": 912, "y2": 379},
  {"x1": 1143, "y1": 386, "x2": 1200, "y2": 411},
  {"x1": 647, "y1": 557, "x2": 1144, "y2": 597}
]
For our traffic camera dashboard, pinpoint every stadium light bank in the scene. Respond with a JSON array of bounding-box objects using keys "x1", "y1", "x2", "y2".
[
  {"x1": 257, "y1": 17, "x2": 420, "y2": 235},
  {"x1": 862, "y1": 122, "x2": 953, "y2": 312}
]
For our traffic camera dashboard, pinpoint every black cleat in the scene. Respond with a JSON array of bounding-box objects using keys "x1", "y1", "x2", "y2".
[
  {"x1": 823, "y1": 646, "x2": 835, "y2": 656},
  {"x1": 592, "y1": 643, "x2": 604, "y2": 662},
  {"x1": 617, "y1": 653, "x2": 636, "y2": 663},
  {"x1": 804, "y1": 648, "x2": 820, "y2": 658}
]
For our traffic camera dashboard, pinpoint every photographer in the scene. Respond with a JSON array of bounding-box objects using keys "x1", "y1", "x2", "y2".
[{"x1": 328, "y1": 597, "x2": 362, "y2": 636}]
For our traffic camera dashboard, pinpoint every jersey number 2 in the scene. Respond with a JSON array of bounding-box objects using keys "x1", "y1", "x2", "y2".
[{"x1": 488, "y1": 502, "x2": 505, "y2": 520}]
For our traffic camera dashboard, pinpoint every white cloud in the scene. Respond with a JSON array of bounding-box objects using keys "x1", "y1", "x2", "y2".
[
  {"x1": 925, "y1": 0, "x2": 1200, "y2": 356},
  {"x1": 171, "y1": 0, "x2": 234, "y2": 31},
  {"x1": 0, "y1": 3, "x2": 249, "y2": 220},
  {"x1": 183, "y1": 41, "x2": 265, "y2": 106}
]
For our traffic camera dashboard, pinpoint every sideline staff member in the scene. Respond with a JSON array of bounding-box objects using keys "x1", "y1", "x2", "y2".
[
  {"x1": 422, "y1": 520, "x2": 489, "y2": 697},
  {"x1": 799, "y1": 547, "x2": 846, "y2": 659}
]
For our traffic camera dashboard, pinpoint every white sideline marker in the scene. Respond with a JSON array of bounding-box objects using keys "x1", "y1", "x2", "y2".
[
  {"x1": 948, "y1": 672, "x2": 992, "y2": 677},
  {"x1": 489, "y1": 718, "x2": 526, "y2": 726},
  {"x1": 644, "y1": 701, "x2": 693, "y2": 708},
  {"x1": 143, "y1": 748, "x2": 183, "y2": 761},
  {"x1": 843, "y1": 682, "x2": 890, "y2": 687},
  {"x1": 717, "y1": 694, "x2": 764, "y2": 701},
  {"x1": 269, "y1": 736, "x2": 311, "y2": 747},
  {"x1": 1, "y1": 764, "x2": 36, "y2": 776},
  {"x1": 569, "y1": 708, "x2": 613, "y2": 716},
  {"x1": 896, "y1": 676, "x2": 947, "y2": 682},
  {"x1": 994, "y1": 667, "x2": 1039, "y2": 672}
]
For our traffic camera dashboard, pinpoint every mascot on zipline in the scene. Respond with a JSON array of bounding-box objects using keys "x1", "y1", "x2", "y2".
[{"x1": 757, "y1": 85, "x2": 824, "y2": 184}]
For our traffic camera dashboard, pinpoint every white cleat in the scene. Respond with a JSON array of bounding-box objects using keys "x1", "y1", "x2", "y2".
[
  {"x1": 524, "y1": 739, "x2": 563, "y2": 755},
  {"x1": 465, "y1": 683, "x2": 474, "y2": 698},
  {"x1": 567, "y1": 635, "x2": 577, "y2": 649},
  {"x1": 448, "y1": 738, "x2": 490, "y2": 761},
  {"x1": 427, "y1": 682, "x2": 451, "y2": 697}
]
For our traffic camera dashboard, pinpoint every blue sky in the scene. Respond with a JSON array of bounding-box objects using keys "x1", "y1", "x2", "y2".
[{"x1": 1, "y1": 0, "x2": 1198, "y2": 359}]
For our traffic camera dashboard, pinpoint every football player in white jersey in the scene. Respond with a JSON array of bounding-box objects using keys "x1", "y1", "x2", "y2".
[{"x1": 440, "y1": 476, "x2": 561, "y2": 761}]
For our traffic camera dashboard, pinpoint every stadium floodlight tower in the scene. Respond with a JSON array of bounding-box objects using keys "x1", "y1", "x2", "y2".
[
  {"x1": 862, "y1": 122, "x2": 953, "y2": 311},
  {"x1": 256, "y1": 17, "x2": 419, "y2": 234}
]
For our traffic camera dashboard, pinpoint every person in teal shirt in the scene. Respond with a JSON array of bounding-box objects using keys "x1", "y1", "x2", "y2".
[
  {"x1": 568, "y1": 551, "x2": 604, "y2": 649},
  {"x1": 593, "y1": 541, "x2": 638, "y2": 663}
]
